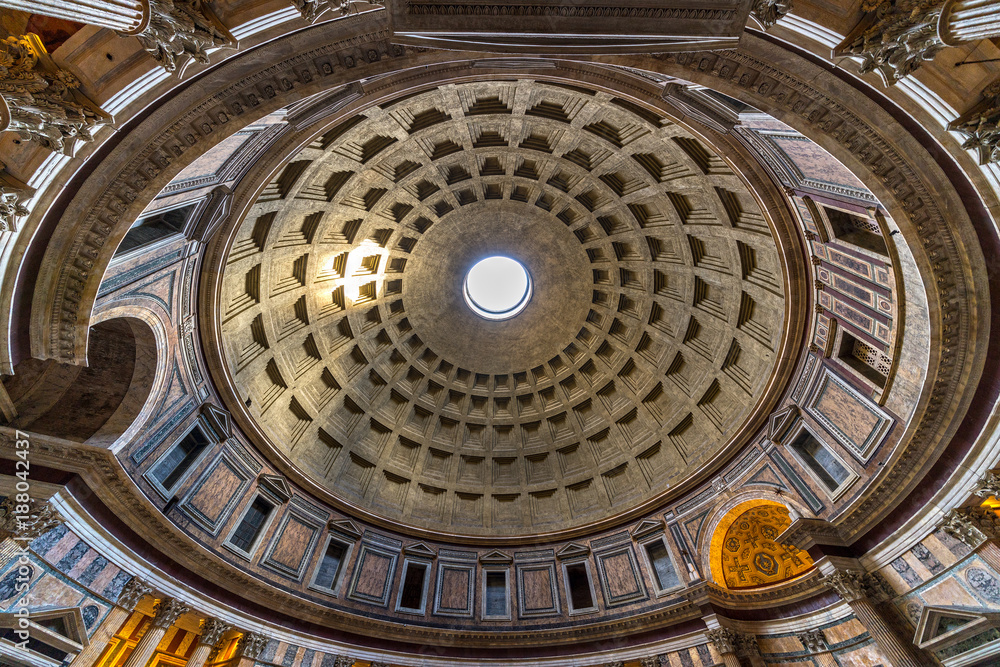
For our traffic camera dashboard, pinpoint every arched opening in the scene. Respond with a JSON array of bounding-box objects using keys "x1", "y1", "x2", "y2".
[
  {"x1": 2, "y1": 317, "x2": 157, "y2": 444},
  {"x1": 709, "y1": 500, "x2": 814, "y2": 590}
]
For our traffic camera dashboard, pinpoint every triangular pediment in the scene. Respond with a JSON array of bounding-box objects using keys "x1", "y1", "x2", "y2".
[
  {"x1": 403, "y1": 541, "x2": 437, "y2": 558},
  {"x1": 258, "y1": 474, "x2": 292, "y2": 503},
  {"x1": 631, "y1": 518, "x2": 664, "y2": 539},
  {"x1": 767, "y1": 406, "x2": 799, "y2": 443},
  {"x1": 201, "y1": 402, "x2": 232, "y2": 440},
  {"x1": 556, "y1": 542, "x2": 590, "y2": 559},
  {"x1": 328, "y1": 519, "x2": 362, "y2": 540},
  {"x1": 914, "y1": 605, "x2": 1000, "y2": 650},
  {"x1": 479, "y1": 549, "x2": 513, "y2": 564}
]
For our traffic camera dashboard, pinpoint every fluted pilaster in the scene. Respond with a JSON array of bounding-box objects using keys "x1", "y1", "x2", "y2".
[
  {"x1": 822, "y1": 569, "x2": 925, "y2": 666},
  {"x1": 184, "y1": 618, "x2": 231, "y2": 667},
  {"x1": 0, "y1": 0, "x2": 148, "y2": 33},
  {"x1": 939, "y1": 0, "x2": 1000, "y2": 44}
]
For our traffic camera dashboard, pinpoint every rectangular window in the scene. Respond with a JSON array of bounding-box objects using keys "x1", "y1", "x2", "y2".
[
  {"x1": 398, "y1": 562, "x2": 428, "y2": 613},
  {"x1": 564, "y1": 562, "x2": 596, "y2": 612},
  {"x1": 838, "y1": 331, "x2": 889, "y2": 388},
  {"x1": 824, "y1": 206, "x2": 888, "y2": 256},
  {"x1": 644, "y1": 539, "x2": 680, "y2": 592},
  {"x1": 229, "y1": 496, "x2": 274, "y2": 553},
  {"x1": 314, "y1": 539, "x2": 348, "y2": 592},
  {"x1": 790, "y1": 431, "x2": 850, "y2": 493},
  {"x1": 115, "y1": 204, "x2": 192, "y2": 256},
  {"x1": 484, "y1": 571, "x2": 508, "y2": 618},
  {"x1": 151, "y1": 426, "x2": 211, "y2": 491}
]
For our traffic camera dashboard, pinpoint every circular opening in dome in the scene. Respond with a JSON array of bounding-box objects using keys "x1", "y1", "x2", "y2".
[{"x1": 464, "y1": 256, "x2": 532, "y2": 320}]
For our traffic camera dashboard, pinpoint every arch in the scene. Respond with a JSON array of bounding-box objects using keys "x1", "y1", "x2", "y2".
[
  {"x1": 2, "y1": 315, "x2": 158, "y2": 445},
  {"x1": 708, "y1": 499, "x2": 814, "y2": 589}
]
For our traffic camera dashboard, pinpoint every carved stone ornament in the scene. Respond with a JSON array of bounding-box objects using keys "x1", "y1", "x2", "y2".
[
  {"x1": 151, "y1": 597, "x2": 190, "y2": 628},
  {"x1": 940, "y1": 506, "x2": 1000, "y2": 547},
  {"x1": 0, "y1": 34, "x2": 110, "y2": 155},
  {"x1": 0, "y1": 168, "x2": 31, "y2": 233},
  {"x1": 833, "y1": 0, "x2": 946, "y2": 85},
  {"x1": 122, "y1": 0, "x2": 237, "y2": 75},
  {"x1": 972, "y1": 470, "x2": 1000, "y2": 498},
  {"x1": 332, "y1": 655, "x2": 354, "y2": 667},
  {"x1": 822, "y1": 568, "x2": 868, "y2": 602},
  {"x1": 639, "y1": 657, "x2": 658, "y2": 667},
  {"x1": 735, "y1": 633, "x2": 761, "y2": 657},
  {"x1": 236, "y1": 632, "x2": 268, "y2": 659},
  {"x1": 290, "y1": 0, "x2": 381, "y2": 22},
  {"x1": 198, "y1": 618, "x2": 231, "y2": 646},
  {"x1": 948, "y1": 80, "x2": 1000, "y2": 165},
  {"x1": 799, "y1": 627, "x2": 827, "y2": 652},
  {"x1": 706, "y1": 627, "x2": 739, "y2": 654},
  {"x1": 117, "y1": 576, "x2": 154, "y2": 609},
  {"x1": 751, "y1": 0, "x2": 792, "y2": 28},
  {"x1": 605, "y1": 662, "x2": 624, "y2": 667},
  {"x1": 0, "y1": 495, "x2": 63, "y2": 541}
]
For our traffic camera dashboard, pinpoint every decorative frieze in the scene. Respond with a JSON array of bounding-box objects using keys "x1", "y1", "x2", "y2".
[
  {"x1": 0, "y1": 34, "x2": 111, "y2": 154},
  {"x1": 123, "y1": 0, "x2": 237, "y2": 74},
  {"x1": 948, "y1": 81, "x2": 1000, "y2": 165}
]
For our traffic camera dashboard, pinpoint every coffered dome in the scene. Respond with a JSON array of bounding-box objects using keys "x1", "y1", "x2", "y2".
[{"x1": 218, "y1": 80, "x2": 791, "y2": 536}]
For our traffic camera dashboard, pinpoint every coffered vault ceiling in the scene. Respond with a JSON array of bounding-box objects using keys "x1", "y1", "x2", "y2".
[{"x1": 218, "y1": 79, "x2": 789, "y2": 536}]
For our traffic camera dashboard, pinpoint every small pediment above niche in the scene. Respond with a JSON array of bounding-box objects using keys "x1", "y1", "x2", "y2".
[
  {"x1": 328, "y1": 519, "x2": 362, "y2": 540},
  {"x1": 631, "y1": 518, "x2": 665, "y2": 539},
  {"x1": 258, "y1": 474, "x2": 292, "y2": 503},
  {"x1": 767, "y1": 405, "x2": 799, "y2": 444},
  {"x1": 479, "y1": 550, "x2": 513, "y2": 565},
  {"x1": 556, "y1": 543, "x2": 590, "y2": 559},
  {"x1": 913, "y1": 604, "x2": 1000, "y2": 655},
  {"x1": 403, "y1": 542, "x2": 437, "y2": 559},
  {"x1": 201, "y1": 402, "x2": 232, "y2": 440}
]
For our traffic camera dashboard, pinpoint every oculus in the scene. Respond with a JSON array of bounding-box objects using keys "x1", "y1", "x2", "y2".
[{"x1": 463, "y1": 256, "x2": 532, "y2": 320}]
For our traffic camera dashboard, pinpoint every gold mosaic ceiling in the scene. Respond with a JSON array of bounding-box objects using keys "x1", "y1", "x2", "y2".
[{"x1": 218, "y1": 80, "x2": 788, "y2": 536}]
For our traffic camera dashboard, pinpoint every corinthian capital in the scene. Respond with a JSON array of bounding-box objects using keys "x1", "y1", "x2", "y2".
[
  {"x1": 124, "y1": 0, "x2": 237, "y2": 75},
  {"x1": 751, "y1": 0, "x2": 793, "y2": 28},
  {"x1": 972, "y1": 471, "x2": 1000, "y2": 498},
  {"x1": 236, "y1": 632, "x2": 269, "y2": 660},
  {"x1": 117, "y1": 576, "x2": 153, "y2": 610},
  {"x1": 822, "y1": 568, "x2": 868, "y2": 602},
  {"x1": 0, "y1": 34, "x2": 110, "y2": 155},
  {"x1": 940, "y1": 506, "x2": 1000, "y2": 547},
  {"x1": 706, "y1": 627, "x2": 739, "y2": 654},
  {"x1": 949, "y1": 81, "x2": 1000, "y2": 165},
  {"x1": 151, "y1": 597, "x2": 190, "y2": 628},
  {"x1": 833, "y1": 0, "x2": 947, "y2": 85},
  {"x1": 199, "y1": 618, "x2": 231, "y2": 646},
  {"x1": 0, "y1": 495, "x2": 63, "y2": 541}
]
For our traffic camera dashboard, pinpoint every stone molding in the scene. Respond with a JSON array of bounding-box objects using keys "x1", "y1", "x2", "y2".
[{"x1": 0, "y1": 34, "x2": 110, "y2": 155}]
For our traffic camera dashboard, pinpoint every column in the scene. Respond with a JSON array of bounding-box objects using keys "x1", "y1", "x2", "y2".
[
  {"x1": 706, "y1": 629, "x2": 743, "y2": 667},
  {"x1": 121, "y1": 597, "x2": 190, "y2": 667},
  {"x1": 69, "y1": 607, "x2": 130, "y2": 667},
  {"x1": 0, "y1": 0, "x2": 148, "y2": 33},
  {"x1": 939, "y1": 0, "x2": 1000, "y2": 45},
  {"x1": 822, "y1": 569, "x2": 925, "y2": 667},
  {"x1": 184, "y1": 618, "x2": 231, "y2": 667}
]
